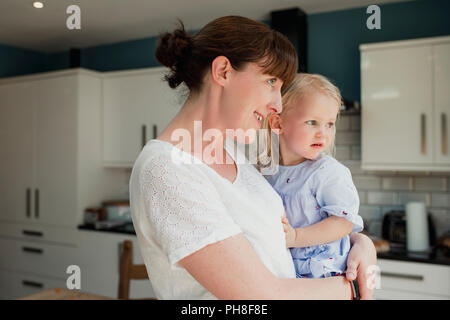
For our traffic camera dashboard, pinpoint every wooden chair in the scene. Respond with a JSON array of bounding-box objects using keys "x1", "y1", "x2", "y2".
[{"x1": 118, "y1": 240, "x2": 156, "y2": 300}]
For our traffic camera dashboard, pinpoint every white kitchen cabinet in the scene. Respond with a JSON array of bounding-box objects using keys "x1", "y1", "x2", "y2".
[
  {"x1": 0, "y1": 221, "x2": 82, "y2": 300},
  {"x1": 102, "y1": 67, "x2": 182, "y2": 167},
  {"x1": 0, "y1": 269, "x2": 67, "y2": 300},
  {"x1": 374, "y1": 259, "x2": 450, "y2": 300},
  {"x1": 0, "y1": 81, "x2": 36, "y2": 223},
  {"x1": 434, "y1": 42, "x2": 450, "y2": 165},
  {"x1": 77, "y1": 230, "x2": 156, "y2": 299},
  {"x1": 360, "y1": 36, "x2": 450, "y2": 171},
  {"x1": 0, "y1": 69, "x2": 125, "y2": 227}
]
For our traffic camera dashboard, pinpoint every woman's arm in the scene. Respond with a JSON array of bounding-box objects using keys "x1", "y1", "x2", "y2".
[
  {"x1": 282, "y1": 216, "x2": 353, "y2": 248},
  {"x1": 345, "y1": 232, "x2": 377, "y2": 300},
  {"x1": 179, "y1": 233, "x2": 352, "y2": 299}
]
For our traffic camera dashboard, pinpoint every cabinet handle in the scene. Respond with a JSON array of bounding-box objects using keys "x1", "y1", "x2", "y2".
[
  {"x1": 153, "y1": 124, "x2": 158, "y2": 139},
  {"x1": 22, "y1": 230, "x2": 43, "y2": 237},
  {"x1": 22, "y1": 247, "x2": 44, "y2": 254},
  {"x1": 22, "y1": 280, "x2": 43, "y2": 289},
  {"x1": 380, "y1": 271, "x2": 423, "y2": 281},
  {"x1": 142, "y1": 125, "x2": 147, "y2": 149},
  {"x1": 26, "y1": 188, "x2": 31, "y2": 218},
  {"x1": 442, "y1": 113, "x2": 447, "y2": 155},
  {"x1": 420, "y1": 114, "x2": 426, "y2": 154},
  {"x1": 34, "y1": 188, "x2": 39, "y2": 219}
]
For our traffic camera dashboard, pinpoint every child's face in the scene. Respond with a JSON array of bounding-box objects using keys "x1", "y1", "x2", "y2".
[{"x1": 279, "y1": 89, "x2": 339, "y2": 164}]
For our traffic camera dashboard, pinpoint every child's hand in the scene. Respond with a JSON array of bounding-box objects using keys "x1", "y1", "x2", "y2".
[{"x1": 282, "y1": 212, "x2": 296, "y2": 248}]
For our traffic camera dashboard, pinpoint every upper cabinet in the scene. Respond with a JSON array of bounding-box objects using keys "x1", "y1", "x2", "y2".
[
  {"x1": 360, "y1": 36, "x2": 450, "y2": 171},
  {"x1": 0, "y1": 69, "x2": 125, "y2": 227},
  {"x1": 102, "y1": 67, "x2": 183, "y2": 167}
]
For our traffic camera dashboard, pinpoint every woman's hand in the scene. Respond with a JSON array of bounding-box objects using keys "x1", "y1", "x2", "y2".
[
  {"x1": 281, "y1": 212, "x2": 296, "y2": 248},
  {"x1": 345, "y1": 233, "x2": 377, "y2": 300}
]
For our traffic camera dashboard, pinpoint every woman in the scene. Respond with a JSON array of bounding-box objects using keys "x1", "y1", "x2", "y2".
[{"x1": 129, "y1": 16, "x2": 376, "y2": 299}]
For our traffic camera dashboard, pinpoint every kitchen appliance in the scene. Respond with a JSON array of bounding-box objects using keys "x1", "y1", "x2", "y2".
[
  {"x1": 406, "y1": 202, "x2": 429, "y2": 251},
  {"x1": 382, "y1": 210, "x2": 436, "y2": 250},
  {"x1": 102, "y1": 200, "x2": 131, "y2": 222}
]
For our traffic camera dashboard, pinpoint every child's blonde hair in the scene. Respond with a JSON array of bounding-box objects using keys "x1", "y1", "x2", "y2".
[{"x1": 257, "y1": 73, "x2": 342, "y2": 171}]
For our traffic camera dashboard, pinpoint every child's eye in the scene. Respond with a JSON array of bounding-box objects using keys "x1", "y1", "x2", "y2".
[
  {"x1": 327, "y1": 122, "x2": 335, "y2": 128},
  {"x1": 306, "y1": 120, "x2": 316, "y2": 125},
  {"x1": 267, "y1": 78, "x2": 277, "y2": 86}
]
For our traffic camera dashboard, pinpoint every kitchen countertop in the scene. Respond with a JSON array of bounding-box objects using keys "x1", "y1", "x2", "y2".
[
  {"x1": 78, "y1": 223, "x2": 136, "y2": 235},
  {"x1": 377, "y1": 247, "x2": 450, "y2": 266},
  {"x1": 78, "y1": 224, "x2": 450, "y2": 266}
]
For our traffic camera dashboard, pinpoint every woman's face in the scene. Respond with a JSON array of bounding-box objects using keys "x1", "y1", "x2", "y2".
[
  {"x1": 221, "y1": 62, "x2": 283, "y2": 144},
  {"x1": 279, "y1": 89, "x2": 339, "y2": 165}
]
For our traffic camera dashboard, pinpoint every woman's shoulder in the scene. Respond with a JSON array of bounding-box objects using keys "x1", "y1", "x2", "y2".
[{"x1": 132, "y1": 140, "x2": 210, "y2": 187}]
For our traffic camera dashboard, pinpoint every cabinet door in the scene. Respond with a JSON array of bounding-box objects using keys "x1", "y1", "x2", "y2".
[
  {"x1": 34, "y1": 76, "x2": 78, "y2": 227},
  {"x1": 0, "y1": 81, "x2": 36, "y2": 223},
  {"x1": 102, "y1": 67, "x2": 181, "y2": 167},
  {"x1": 361, "y1": 45, "x2": 433, "y2": 167},
  {"x1": 144, "y1": 68, "x2": 183, "y2": 140},
  {"x1": 103, "y1": 72, "x2": 154, "y2": 166},
  {"x1": 434, "y1": 42, "x2": 450, "y2": 165}
]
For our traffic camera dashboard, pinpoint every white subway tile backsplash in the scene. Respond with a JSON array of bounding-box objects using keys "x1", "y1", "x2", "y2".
[
  {"x1": 335, "y1": 131, "x2": 360, "y2": 145},
  {"x1": 397, "y1": 192, "x2": 429, "y2": 205},
  {"x1": 351, "y1": 146, "x2": 361, "y2": 161},
  {"x1": 431, "y1": 193, "x2": 450, "y2": 207},
  {"x1": 336, "y1": 116, "x2": 350, "y2": 131},
  {"x1": 354, "y1": 176, "x2": 381, "y2": 190},
  {"x1": 428, "y1": 209, "x2": 450, "y2": 236},
  {"x1": 367, "y1": 191, "x2": 397, "y2": 205},
  {"x1": 414, "y1": 177, "x2": 445, "y2": 191},
  {"x1": 341, "y1": 160, "x2": 365, "y2": 175},
  {"x1": 358, "y1": 190, "x2": 367, "y2": 204},
  {"x1": 335, "y1": 145, "x2": 351, "y2": 161},
  {"x1": 382, "y1": 177, "x2": 411, "y2": 191},
  {"x1": 350, "y1": 115, "x2": 361, "y2": 131},
  {"x1": 381, "y1": 205, "x2": 405, "y2": 215},
  {"x1": 359, "y1": 205, "x2": 382, "y2": 219}
]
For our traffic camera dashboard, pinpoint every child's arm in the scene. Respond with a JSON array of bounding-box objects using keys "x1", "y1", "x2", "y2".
[{"x1": 282, "y1": 215, "x2": 353, "y2": 248}]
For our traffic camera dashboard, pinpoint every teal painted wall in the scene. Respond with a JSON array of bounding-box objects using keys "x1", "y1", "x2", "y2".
[
  {"x1": 1, "y1": 0, "x2": 449, "y2": 104},
  {"x1": 307, "y1": 0, "x2": 450, "y2": 101},
  {"x1": 0, "y1": 44, "x2": 46, "y2": 78}
]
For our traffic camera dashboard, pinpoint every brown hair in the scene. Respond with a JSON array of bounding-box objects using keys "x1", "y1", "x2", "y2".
[{"x1": 155, "y1": 16, "x2": 298, "y2": 93}]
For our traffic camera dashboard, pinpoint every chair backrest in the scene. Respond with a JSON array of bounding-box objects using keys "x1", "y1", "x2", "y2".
[{"x1": 118, "y1": 240, "x2": 151, "y2": 299}]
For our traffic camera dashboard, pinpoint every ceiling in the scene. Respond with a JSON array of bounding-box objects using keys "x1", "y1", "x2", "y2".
[{"x1": 0, "y1": 0, "x2": 412, "y2": 53}]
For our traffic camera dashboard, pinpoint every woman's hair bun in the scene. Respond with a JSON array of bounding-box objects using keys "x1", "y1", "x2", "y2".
[{"x1": 156, "y1": 21, "x2": 192, "y2": 69}]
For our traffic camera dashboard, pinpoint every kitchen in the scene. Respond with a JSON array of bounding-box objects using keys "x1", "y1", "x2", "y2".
[{"x1": 0, "y1": 0, "x2": 449, "y2": 301}]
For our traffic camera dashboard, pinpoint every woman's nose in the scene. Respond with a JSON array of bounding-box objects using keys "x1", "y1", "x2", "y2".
[{"x1": 268, "y1": 94, "x2": 283, "y2": 114}]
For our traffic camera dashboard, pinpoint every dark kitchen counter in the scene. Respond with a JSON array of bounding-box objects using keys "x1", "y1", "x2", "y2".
[
  {"x1": 78, "y1": 223, "x2": 136, "y2": 235},
  {"x1": 377, "y1": 247, "x2": 450, "y2": 266}
]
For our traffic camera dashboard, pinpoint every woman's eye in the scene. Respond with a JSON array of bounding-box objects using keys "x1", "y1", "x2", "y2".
[{"x1": 267, "y1": 78, "x2": 277, "y2": 86}]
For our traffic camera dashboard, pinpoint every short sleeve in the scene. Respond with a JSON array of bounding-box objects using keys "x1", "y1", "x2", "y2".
[
  {"x1": 139, "y1": 154, "x2": 242, "y2": 268},
  {"x1": 315, "y1": 162, "x2": 364, "y2": 233}
]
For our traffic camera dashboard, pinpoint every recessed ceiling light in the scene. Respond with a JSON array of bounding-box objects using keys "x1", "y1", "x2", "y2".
[{"x1": 33, "y1": 1, "x2": 44, "y2": 9}]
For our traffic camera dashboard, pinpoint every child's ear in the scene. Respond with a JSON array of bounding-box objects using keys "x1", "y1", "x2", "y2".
[{"x1": 268, "y1": 114, "x2": 283, "y2": 135}]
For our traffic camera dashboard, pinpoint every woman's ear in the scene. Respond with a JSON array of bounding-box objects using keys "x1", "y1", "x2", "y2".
[
  {"x1": 268, "y1": 114, "x2": 283, "y2": 135},
  {"x1": 211, "y1": 56, "x2": 232, "y2": 87}
]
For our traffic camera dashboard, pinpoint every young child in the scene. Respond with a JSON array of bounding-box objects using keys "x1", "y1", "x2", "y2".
[{"x1": 259, "y1": 73, "x2": 363, "y2": 279}]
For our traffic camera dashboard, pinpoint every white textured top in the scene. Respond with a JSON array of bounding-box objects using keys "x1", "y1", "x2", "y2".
[{"x1": 129, "y1": 139, "x2": 296, "y2": 300}]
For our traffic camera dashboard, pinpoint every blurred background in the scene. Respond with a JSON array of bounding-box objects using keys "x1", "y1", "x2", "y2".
[{"x1": 0, "y1": 0, "x2": 449, "y2": 300}]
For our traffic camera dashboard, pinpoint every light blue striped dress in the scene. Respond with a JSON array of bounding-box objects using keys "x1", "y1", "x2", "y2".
[{"x1": 266, "y1": 153, "x2": 363, "y2": 278}]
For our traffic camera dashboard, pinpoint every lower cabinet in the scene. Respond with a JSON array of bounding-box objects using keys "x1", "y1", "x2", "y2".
[
  {"x1": 0, "y1": 222, "x2": 155, "y2": 300},
  {"x1": 76, "y1": 230, "x2": 156, "y2": 299},
  {"x1": 0, "y1": 269, "x2": 67, "y2": 300},
  {"x1": 374, "y1": 259, "x2": 450, "y2": 300}
]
